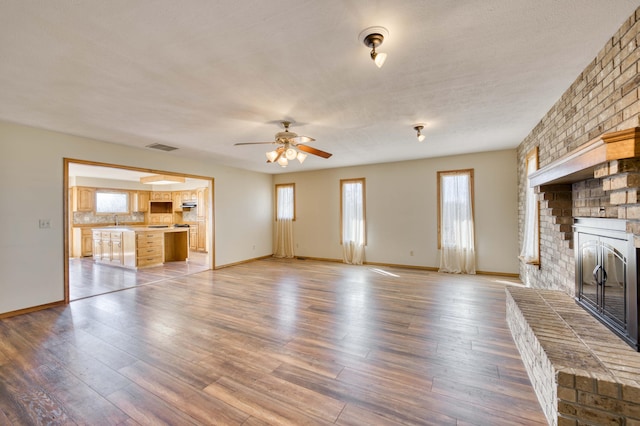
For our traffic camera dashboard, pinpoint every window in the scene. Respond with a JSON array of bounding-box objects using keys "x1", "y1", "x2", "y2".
[
  {"x1": 95, "y1": 191, "x2": 129, "y2": 214},
  {"x1": 341, "y1": 178, "x2": 366, "y2": 264},
  {"x1": 275, "y1": 183, "x2": 295, "y2": 221},
  {"x1": 520, "y1": 147, "x2": 540, "y2": 265},
  {"x1": 437, "y1": 169, "x2": 476, "y2": 274},
  {"x1": 274, "y1": 183, "x2": 295, "y2": 258}
]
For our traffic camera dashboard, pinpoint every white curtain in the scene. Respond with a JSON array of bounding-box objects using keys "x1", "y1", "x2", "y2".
[
  {"x1": 520, "y1": 153, "x2": 539, "y2": 264},
  {"x1": 342, "y1": 182, "x2": 365, "y2": 265},
  {"x1": 273, "y1": 185, "x2": 295, "y2": 258},
  {"x1": 439, "y1": 173, "x2": 476, "y2": 274}
]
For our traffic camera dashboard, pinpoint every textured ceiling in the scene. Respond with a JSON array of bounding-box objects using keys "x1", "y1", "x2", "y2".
[{"x1": 1, "y1": 1, "x2": 638, "y2": 175}]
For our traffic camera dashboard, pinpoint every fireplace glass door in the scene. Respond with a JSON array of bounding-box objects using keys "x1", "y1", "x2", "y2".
[
  {"x1": 574, "y1": 217, "x2": 639, "y2": 351},
  {"x1": 579, "y1": 239, "x2": 626, "y2": 331}
]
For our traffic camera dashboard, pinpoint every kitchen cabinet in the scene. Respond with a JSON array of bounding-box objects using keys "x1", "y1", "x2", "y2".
[
  {"x1": 149, "y1": 213, "x2": 173, "y2": 225},
  {"x1": 136, "y1": 231, "x2": 164, "y2": 268},
  {"x1": 189, "y1": 224, "x2": 198, "y2": 251},
  {"x1": 132, "y1": 191, "x2": 150, "y2": 212},
  {"x1": 92, "y1": 230, "x2": 125, "y2": 266},
  {"x1": 196, "y1": 187, "x2": 207, "y2": 220},
  {"x1": 173, "y1": 192, "x2": 182, "y2": 212},
  {"x1": 72, "y1": 227, "x2": 94, "y2": 257},
  {"x1": 92, "y1": 227, "x2": 188, "y2": 269},
  {"x1": 197, "y1": 220, "x2": 206, "y2": 252},
  {"x1": 72, "y1": 187, "x2": 95, "y2": 212},
  {"x1": 151, "y1": 191, "x2": 171, "y2": 201}
]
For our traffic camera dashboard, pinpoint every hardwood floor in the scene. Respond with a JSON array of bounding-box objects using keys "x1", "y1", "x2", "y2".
[
  {"x1": 69, "y1": 251, "x2": 209, "y2": 300},
  {"x1": 0, "y1": 258, "x2": 546, "y2": 425}
]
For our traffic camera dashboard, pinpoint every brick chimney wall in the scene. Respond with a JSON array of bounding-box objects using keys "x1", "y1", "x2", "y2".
[{"x1": 518, "y1": 7, "x2": 640, "y2": 294}]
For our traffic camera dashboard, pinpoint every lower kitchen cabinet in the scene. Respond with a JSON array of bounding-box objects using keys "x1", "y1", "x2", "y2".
[
  {"x1": 91, "y1": 227, "x2": 188, "y2": 269},
  {"x1": 136, "y1": 231, "x2": 164, "y2": 268},
  {"x1": 72, "y1": 227, "x2": 94, "y2": 257},
  {"x1": 197, "y1": 220, "x2": 206, "y2": 252},
  {"x1": 189, "y1": 224, "x2": 198, "y2": 251},
  {"x1": 92, "y1": 230, "x2": 128, "y2": 266}
]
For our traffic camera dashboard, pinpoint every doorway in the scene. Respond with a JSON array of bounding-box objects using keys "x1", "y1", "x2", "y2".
[{"x1": 65, "y1": 159, "x2": 215, "y2": 301}]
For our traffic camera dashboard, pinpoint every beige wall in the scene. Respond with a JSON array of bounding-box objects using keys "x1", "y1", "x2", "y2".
[
  {"x1": 274, "y1": 149, "x2": 519, "y2": 274},
  {"x1": 0, "y1": 120, "x2": 273, "y2": 315}
]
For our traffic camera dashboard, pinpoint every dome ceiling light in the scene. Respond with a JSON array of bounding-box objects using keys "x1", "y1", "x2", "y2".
[{"x1": 359, "y1": 26, "x2": 389, "y2": 68}]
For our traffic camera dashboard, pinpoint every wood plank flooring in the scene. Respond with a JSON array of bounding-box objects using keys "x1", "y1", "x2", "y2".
[
  {"x1": 0, "y1": 258, "x2": 547, "y2": 425},
  {"x1": 69, "y1": 251, "x2": 209, "y2": 300}
]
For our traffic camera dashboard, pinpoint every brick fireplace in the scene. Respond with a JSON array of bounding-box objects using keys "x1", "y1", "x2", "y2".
[{"x1": 509, "y1": 127, "x2": 640, "y2": 424}]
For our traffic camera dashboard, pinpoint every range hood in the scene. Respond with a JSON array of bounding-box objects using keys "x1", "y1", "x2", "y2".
[{"x1": 181, "y1": 201, "x2": 197, "y2": 208}]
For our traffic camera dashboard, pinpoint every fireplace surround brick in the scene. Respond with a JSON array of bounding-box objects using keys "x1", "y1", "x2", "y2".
[{"x1": 506, "y1": 286, "x2": 640, "y2": 425}]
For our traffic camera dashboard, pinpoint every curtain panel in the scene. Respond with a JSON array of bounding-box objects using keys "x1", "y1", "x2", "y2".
[
  {"x1": 342, "y1": 180, "x2": 365, "y2": 265},
  {"x1": 439, "y1": 172, "x2": 476, "y2": 274}
]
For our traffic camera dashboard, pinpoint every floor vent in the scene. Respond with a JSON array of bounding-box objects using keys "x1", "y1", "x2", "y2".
[{"x1": 146, "y1": 143, "x2": 178, "y2": 152}]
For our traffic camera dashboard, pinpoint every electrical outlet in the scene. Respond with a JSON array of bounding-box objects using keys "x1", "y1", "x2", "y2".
[
  {"x1": 252, "y1": 245, "x2": 256, "y2": 250},
  {"x1": 410, "y1": 250, "x2": 414, "y2": 256},
  {"x1": 39, "y1": 219, "x2": 51, "y2": 229}
]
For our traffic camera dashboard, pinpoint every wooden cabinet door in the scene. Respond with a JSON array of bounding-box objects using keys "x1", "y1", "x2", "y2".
[
  {"x1": 189, "y1": 225, "x2": 198, "y2": 251},
  {"x1": 197, "y1": 221, "x2": 206, "y2": 252},
  {"x1": 134, "y1": 191, "x2": 150, "y2": 212},
  {"x1": 74, "y1": 187, "x2": 95, "y2": 212},
  {"x1": 81, "y1": 229, "x2": 93, "y2": 257},
  {"x1": 110, "y1": 233, "x2": 123, "y2": 265},
  {"x1": 196, "y1": 188, "x2": 207, "y2": 220},
  {"x1": 173, "y1": 192, "x2": 182, "y2": 212},
  {"x1": 92, "y1": 232, "x2": 102, "y2": 260},
  {"x1": 151, "y1": 191, "x2": 171, "y2": 201}
]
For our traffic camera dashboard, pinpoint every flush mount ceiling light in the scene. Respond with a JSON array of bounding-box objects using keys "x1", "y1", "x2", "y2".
[
  {"x1": 413, "y1": 124, "x2": 426, "y2": 142},
  {"x1": 140, "y1": 174, "x2": 186, "y2": 185},
  {"x1": 359, "y1": 26, "x2": 389, "y2": 68}
]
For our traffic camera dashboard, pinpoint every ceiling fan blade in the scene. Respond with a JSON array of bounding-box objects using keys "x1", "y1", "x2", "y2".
[
  {"x1": 292, "y1": 135, "x2": 315, "y2": 144},
  {"x1": 296, "y1": 144, "x2": 332, "y2": 159},
  {"x1": 234, "y1": 141, "x2": 276, "y2": 146}
]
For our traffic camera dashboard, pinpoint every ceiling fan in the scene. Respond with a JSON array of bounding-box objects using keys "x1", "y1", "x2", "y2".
[{"x1": 234, "y1": 121, "x2": 332, "y2": 167}]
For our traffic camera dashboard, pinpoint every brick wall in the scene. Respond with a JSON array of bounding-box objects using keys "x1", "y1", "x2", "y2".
[
  {"x1": 518, "y1": 7, "x2": 640, "y2": 293},
  {"x1": 506, "y1": 287, "x2": 640, "y2": 426}
]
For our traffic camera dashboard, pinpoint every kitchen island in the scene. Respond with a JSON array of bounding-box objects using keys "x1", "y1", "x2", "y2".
[{"x1": 92, "y1": 226, "x2": 189, "y2": 269}]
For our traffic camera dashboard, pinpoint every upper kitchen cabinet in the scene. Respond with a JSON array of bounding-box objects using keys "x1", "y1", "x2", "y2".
[
  {"x1": 173, "y1": 192, "x2": 182, "y2": 212},
  {"x1": 72, "y1": 187, "x2": 95, "y2": 212},
  {"x1": 132, "y1": 191, "x2": 150, "y2": 212},
  {"x1": 151, "y1": 191, "x2": 172, "y2": 201},
  {"x1": 197, "y1": 187, "x2": 208, "y2": 220}
]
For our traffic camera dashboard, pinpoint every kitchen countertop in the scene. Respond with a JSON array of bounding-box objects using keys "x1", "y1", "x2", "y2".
[{"x1": 91, "y1": 226, "x2": 189, "y2": 233}]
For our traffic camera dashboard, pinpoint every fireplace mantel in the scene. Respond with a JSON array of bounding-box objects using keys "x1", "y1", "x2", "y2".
[{"x1": 529, "y1": 127, "x2": 640, "y2": 187}]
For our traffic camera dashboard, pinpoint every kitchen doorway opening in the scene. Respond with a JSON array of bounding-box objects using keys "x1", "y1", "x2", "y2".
[{"x1": 64, "y1": 159, "x2": 215, "y2": 301}]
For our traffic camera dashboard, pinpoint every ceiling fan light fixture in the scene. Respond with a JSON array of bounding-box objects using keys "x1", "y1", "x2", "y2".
[
  {"x1": 359, "y1": 26, "x2": 389, "y2": 68},
  {"x1": 285, "y1": 147, "x2": 297, "y2": 160},
  {"x1": 236, "y1": 121, "x2": 332, "y2": 167},
  {"x1": 413, "y1": 124, "x2": 426, "y2": 142},
  {"x1": 266, "y1": 150, "x2": 278, "y2": 162}
]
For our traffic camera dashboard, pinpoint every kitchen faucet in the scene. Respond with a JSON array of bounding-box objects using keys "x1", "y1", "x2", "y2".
[{"x1": 114, "y1": 215, "x2": 119, "y2": 226}]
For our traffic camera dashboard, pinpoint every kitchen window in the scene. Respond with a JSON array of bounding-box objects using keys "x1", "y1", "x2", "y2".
[{"x1": 95, "y1": 191, "x2": 129, "y2": 214}]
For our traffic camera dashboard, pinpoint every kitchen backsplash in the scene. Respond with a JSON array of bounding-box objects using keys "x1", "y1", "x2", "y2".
[
  {"x1": 182, "y1": 209, "x2": 197, "y2": 222},
  {"x1": 73, "y1": 212, "x2": 145, "y2": 225}
]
